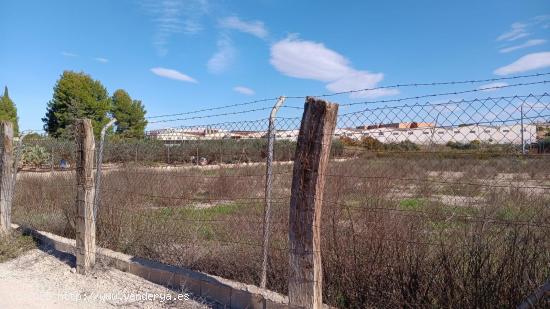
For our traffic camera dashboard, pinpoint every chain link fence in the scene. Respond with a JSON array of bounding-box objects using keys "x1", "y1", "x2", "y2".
[{"x1": 10, "y1": 73, "x2": 550, "y2": 308}]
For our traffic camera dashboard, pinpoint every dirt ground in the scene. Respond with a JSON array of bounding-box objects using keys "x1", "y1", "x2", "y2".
[{"x1": 0, "y1": 248, "x2": 208, "y2": 309}]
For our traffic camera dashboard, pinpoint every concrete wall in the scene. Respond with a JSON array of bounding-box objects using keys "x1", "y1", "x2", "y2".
[
  {"x1": 13, "y1": 224, "x2": 292, "y2": 309},
  {"x1": 148, "y1": 124, "x2": 537, "y2": 145},
  {"x1": 339, "y1": 124, "x2": 537, "y2": 145}
]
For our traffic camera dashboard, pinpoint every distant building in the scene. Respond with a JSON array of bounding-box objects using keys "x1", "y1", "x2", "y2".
[
  {"x1": 230, "y1": 131, "x2": 265, "y2": 139},
  {"x1": 146, "y1": 127, "x2": 228, "y2": 141},
  {"x1": 147, "y1": 122, "x2": 537, "y2": 146},
  {"x1": 147, "y1": 127, "x2": 266, "y2": 141},
  {"x1": 341, "y1": 124, "x2": 536, "y2": 145},
  {"x1": 356, "y1": 122, "x2": 435, "y2": 130}
]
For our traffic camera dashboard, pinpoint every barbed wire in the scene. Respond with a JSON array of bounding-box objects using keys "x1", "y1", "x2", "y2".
[
  {"x1": 282, "y1": 82, "x2": 550, "y2": 110},
  {"x1": 337, "y1": 93, "x2": 548, "y2": 117},
  {"x1": 144, "y1": 71, "x2": 549, "y2": 121},
  {"x1": 148, "y1": 82, "x2": 549, "y2": 130},
  {"x1": 147, "y1": 118, "x2": 269, "y2": 132},
  {"x1": 146, "y1": 97, "x2": 279, "y2": 119},
  {"x1": 148, "y1": 106, "x2": 273, "y2": 124},
  {"x1": 285, "y1": 72, "x2": 550, "y2": 99},
  {"x1": 143, "y1": 92, "x2": 549, "y2": 134}
]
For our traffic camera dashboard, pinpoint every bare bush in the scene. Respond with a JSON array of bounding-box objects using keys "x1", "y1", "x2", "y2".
[{"x1": 12, "y1": 154, "x2": 550, "y2": 308}]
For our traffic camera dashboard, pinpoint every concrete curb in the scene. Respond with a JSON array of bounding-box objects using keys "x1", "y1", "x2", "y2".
[{"x1": 12, "y1": 224, "x2": 289, "y2": 309}]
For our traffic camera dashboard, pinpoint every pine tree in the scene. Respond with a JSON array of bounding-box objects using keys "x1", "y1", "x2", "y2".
[
  {"x1": 0, "y1": 86, "x2": 19, "y2": 134},
  {"x1": 42, "y1": 71, "x2": 111, "y2": 138},
  {"x1": 111, "y1": 89, "x2": 147, "y2": 138}
]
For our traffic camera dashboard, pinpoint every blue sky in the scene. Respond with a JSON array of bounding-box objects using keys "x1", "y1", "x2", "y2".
[{"x1": 1, "y1": 0, "x2": 549, "y2": 131}]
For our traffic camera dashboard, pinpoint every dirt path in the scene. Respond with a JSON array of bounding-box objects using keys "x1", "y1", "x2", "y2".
[{"x1": 0, "y1": 249, "x2": 207, "y2": 309}]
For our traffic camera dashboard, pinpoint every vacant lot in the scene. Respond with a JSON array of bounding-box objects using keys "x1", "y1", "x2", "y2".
[{"x1": 13, "y1": 153, "x2": 550, "y2": 308}]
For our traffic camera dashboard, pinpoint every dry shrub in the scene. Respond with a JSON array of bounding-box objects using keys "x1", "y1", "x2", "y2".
[{"x1": 11, "y1": 154, "x2": 550, "y2": 308}]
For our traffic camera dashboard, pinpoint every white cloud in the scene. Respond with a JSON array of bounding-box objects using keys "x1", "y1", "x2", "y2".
[
  {"x1": 94, "y1": 57, "x2": 109, "y2": 63},
  {"x1": 270, "y1": 36, "x2": 397, "y2": 98},
  {"x1": 499, "y1": 39, "x2": 546, "y2": 53},
  {"x1": 61, "y1": 51, "x2": 78, "y2": 57},
  {"x1": 207, "y1": 35, "x2": 236, "y2": 74},
  {"x1": 270, "y1": 36, "x2": 350, "y2": 81},
  {"x1": 233, "y1": 86, "x2": 255, "y2": 95},
  {"x1": 497, "y1": 22, "x2": 530, "y2": 41},
  {"x1": 494, "y1": 52, "x2": 550, "y2": 75},
  {"x1": 219, "y1": 16, "x2": 268, "y2": 39},
  {"x1": 150, "y1": 67, "x2": 197, "y2": 83},
  {"x1": 532, "y1": 15, "x2": 550, "y2": 24},
  {"x1": 142, "y1": 0, "x2": 209, "y2": 56},
  {"x1": 477, "y1": 82, "x2": 508, "y2": 92},
  {"x1": 496, "y1": 16, "x2": 550, "y2": 44}
]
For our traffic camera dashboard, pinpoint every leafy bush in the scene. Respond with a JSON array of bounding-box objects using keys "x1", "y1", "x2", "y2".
[
  {"x1": 385, "y1": 140, "x2": 420, "y2": 151},
  {"x1": 361, "y1": 136, "x2": 384, "y2": 150},
  {"x1": 340, "y1": 136, "x2": 419, "y2": 152},
  {"x1": 446, "y1": 140, "x2": 482, "y2": 150},
  {"x1": 536, "y1": 137, "x2": 550, "y2": 153},
  {"x1": 340, "y1": 136, "x2": 360, "y2": 147},
  {"x1": 330, "y1": 139, "x2": 344, "y2": 157},
  {"x1": 21, "y1": 132, "x2": 44, "y2": 142},
  {"x1": 21, "y1": 145, "x2": 50, "y2": 168},
  {"x1": 102, "y1": 138, "x2": 344, "y2": 164}
]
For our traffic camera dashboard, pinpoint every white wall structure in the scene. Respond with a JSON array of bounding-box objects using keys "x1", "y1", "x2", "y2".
[
  {"x1": 147, "y1": 127, "x2": 270, "y2": 141},
  {"x1": 339, "y1": 124, "x2": 536, "y2": 145},
  {"x1": 147, "y1": 124, "x2": 537, "y2": 146}
]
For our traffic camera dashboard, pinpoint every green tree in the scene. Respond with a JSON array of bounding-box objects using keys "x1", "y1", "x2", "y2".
[
  {"x1": 42, "y1": 71, "x2": 111, "y2": 138},
  {"x1": 22, "y1": 132, "x2": 43, "y2": 142},
  {"x1": 0, "y1": 86, "x2": 19, "y2": 134},
  {"x1": 111, "y1": 89, "x2": 147, "y2": 138}
]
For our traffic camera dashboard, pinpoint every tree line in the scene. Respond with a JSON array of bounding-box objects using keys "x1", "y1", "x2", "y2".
[{"x1": 3, "y1": 70, "x2": 147, "y2": 139}]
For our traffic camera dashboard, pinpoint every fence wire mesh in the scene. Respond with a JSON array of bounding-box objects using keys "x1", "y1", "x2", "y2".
[{"x1": 10, "y1": 73, "x2": 550, "y2": 308}]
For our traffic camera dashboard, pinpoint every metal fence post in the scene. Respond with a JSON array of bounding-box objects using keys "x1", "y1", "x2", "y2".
[
  {"x1": 288, "y1": 97, "x2": 338, "y2": 308},
  {"x1": 50, "y1": 145, "x2": 53, "y2": 172},
  {"x1": 521, "y1": 102, "x2": 526, "y2": 155},
  {"x1": 94, "y1": 118, "x2": 116, "y2": 220},
  {"x1": 0, "y1": 122, "x2": 14, "y2": 236},
  {"x1": 260, "y1": 96, "x2": 286, "y2": 288},
  {"x1": 11, "y1": 131, "x2": 28, "y2": 210}
]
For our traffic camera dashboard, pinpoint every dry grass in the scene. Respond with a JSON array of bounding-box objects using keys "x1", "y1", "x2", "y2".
[
  {"x1": 12, "y1": 154, "x2": 550, "y2": 308},
  {"x1": 0, "y1": 231, "x2": 37, "y2": 263}
]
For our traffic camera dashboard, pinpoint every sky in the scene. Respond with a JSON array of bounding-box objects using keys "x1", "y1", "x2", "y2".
[{"x1": 1, "y1": 0, "x2": 550, "y2": 131}]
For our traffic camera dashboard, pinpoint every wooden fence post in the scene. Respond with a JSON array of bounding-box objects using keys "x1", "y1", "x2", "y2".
[
  {"x1": 75, "y1": 119, "x2": 96, "y2": 274},
  {"x1": 0, "y1": 122, "x2": 14, "y2": 237},
  {"x1": 288, "y1": 97, "x2": 338, "y2": 308}
]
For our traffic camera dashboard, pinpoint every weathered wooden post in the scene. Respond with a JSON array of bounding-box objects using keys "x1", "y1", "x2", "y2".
[
  {"x1": 288, "y1": 97, "x2": 338, "y2": 308},
  {"x1": 0, "y1": 122, "x2": 14, "y2": 236},
  {"x1": 75, "y1": 119, "x2": 96, "y2": 274}
]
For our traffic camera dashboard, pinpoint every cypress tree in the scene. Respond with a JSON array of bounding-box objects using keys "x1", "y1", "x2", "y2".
[{"x1": 0, "y1": 86, "x2": 19, "y2": 134}]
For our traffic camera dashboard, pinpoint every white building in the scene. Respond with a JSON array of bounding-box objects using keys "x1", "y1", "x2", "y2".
[
  {"x1": 339, "y1": 124, "x2": 536, "y2": 145},
  {"x1": 148, "y1": 124, "x2": 537, "y2": 146},
  {"x1": 147, "y1": 128, "x2": 230, "y2": 141}
]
